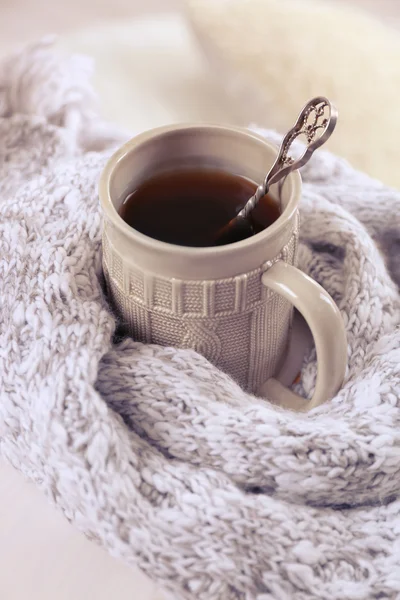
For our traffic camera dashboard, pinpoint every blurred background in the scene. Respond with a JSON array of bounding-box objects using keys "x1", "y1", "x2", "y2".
[
  {"x1": 0, "y1": 0, "x2": 398, "y2": 48},
  {"x1": 0, "y1": 0, "x2": 399, "y2": 186}
]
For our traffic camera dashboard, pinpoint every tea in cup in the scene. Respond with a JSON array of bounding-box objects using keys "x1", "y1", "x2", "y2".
[{"x1": 100, "y1": 124, "x2": 347, "y2": 410}]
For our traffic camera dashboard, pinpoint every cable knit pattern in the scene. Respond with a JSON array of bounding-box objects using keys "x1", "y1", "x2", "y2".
[{"x1": 1, "y1": 40, "x2": 400, "y2": 600}]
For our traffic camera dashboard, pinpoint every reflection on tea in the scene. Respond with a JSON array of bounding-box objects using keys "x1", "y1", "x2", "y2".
[{"x1": 118, "y1": 168, "x2": 280, "y2": 247}]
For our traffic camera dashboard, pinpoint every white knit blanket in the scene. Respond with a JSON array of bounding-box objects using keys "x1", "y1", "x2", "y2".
[{"x1": 1, "y1": 41, "x2": 400, "y2": 600}]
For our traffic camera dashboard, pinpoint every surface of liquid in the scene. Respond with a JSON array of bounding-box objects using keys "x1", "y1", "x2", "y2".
[{"x1": 118, "y1": 169, "x2": 280, "y2": 247}]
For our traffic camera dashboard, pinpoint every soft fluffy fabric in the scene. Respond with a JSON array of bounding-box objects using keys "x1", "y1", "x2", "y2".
[
  {"x1": 185, "y1": 0, "x2": 400, "y2": 189},
  {"x1": 1, "y1": 40, "x2": 400, "y2": 600}
]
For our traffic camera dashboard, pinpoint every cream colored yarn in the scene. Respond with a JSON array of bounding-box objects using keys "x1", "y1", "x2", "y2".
[
  {"x1": 185, "y1": 0, "x2": 400, "y2": 188},
  {"x1": 1, "y1": 40, "x2": 400, "y2": 600}
]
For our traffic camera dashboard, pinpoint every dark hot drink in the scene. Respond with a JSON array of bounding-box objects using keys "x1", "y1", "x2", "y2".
[{"x1": 118, "y1": 168, "x2": 280, "y2": 247}]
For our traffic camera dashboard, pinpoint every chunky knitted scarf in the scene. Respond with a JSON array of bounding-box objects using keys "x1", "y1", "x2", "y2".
[{"x1": 1, "y1": 40, "x2": 400, "y2": 600}]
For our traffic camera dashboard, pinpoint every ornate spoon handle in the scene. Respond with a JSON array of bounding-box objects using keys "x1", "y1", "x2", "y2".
[{"x1": 237, "y1": 97, "x2": 338, "y2": 220}]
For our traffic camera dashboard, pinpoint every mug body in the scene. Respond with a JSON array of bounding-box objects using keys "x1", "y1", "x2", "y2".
[{"x1": 100, "y1": 125, "x2": 301, "y2": 393}]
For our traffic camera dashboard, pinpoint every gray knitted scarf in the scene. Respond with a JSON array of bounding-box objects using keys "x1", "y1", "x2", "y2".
[{"x1": 1, "y1": 40, "x2": 400, "y2": 600}]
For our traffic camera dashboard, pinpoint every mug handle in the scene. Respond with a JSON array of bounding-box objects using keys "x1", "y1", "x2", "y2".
[{"x1": 261, "y1": 261, "x2": 347, "y2": 411}]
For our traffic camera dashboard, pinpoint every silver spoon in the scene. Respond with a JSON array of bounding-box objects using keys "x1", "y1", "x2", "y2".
[{"x1": 215, "y1": 96, "x2": 338, "y2": 245}]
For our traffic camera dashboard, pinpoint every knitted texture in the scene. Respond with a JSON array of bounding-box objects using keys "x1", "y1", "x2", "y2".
[{"x1": 1, "y1": 41, "x2": 400, "y2": 600}]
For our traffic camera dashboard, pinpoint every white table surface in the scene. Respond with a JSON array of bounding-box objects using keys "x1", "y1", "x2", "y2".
[{"x1": 0, "y1": 460, "x2": 162, "y2": 600}]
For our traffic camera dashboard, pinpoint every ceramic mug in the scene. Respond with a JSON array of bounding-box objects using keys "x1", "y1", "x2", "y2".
[{"x1": 99, "y1": 124, "x2": 347, "y2": 411}]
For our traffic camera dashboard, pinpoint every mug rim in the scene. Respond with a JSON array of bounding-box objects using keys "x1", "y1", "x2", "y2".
[{"x1": 99, "y1": 123, "x2": 301, "y2": 258}]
